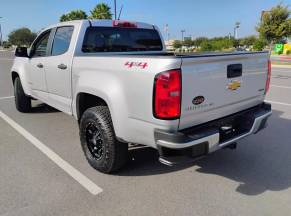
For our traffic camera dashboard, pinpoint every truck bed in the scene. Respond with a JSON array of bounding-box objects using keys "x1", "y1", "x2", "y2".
[
  {"x1": 107, "y1": 51, "x2": 269, "y2": 58},
  {"x1": 106, "y1": 50, "x2": 270, "y2": 130}
]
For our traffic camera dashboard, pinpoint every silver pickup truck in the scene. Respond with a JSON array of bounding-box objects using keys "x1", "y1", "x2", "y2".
[{"x1": 11, "y1": 20, "x2": 272, "y2": 173}]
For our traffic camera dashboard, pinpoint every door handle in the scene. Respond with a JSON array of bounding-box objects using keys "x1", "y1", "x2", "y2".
[
  {"x1": 227, "y1": 64, "x2": 242, "y2": 78},
  {"x1": 36, "y1": 63, "x2": 43, "y2": 68},
  {"x1": 58, "y1": 63, "x2": 67, "y2": 70}
]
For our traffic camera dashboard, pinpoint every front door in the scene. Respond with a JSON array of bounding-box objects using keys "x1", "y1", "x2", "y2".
[{"x1": 28, "y1": 30, "x2": 52, "y2": 101}]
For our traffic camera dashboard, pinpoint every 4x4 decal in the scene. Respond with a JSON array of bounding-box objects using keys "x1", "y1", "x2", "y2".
[{"x1": 125, "y1": 61, "x2": 148, "y2": 69}]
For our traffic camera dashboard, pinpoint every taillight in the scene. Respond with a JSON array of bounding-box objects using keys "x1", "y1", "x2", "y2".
[
  {"x1": 265, "y1": 60, "x2": 271, "y2": 94},
  {"x1": 153, "y1": 69, "x2": 181, "y2": 119},
  {"x1": 113, "y1": 20, "x2": 137, "y2": 28}
]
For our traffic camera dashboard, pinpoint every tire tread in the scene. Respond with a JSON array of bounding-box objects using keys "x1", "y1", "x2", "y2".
[
  {"x1": 14, "y1": 77, "x2": 31, "y2": 112},
  {"x1": 80, "y1": 106, "x2": 128, "y2": 173}
]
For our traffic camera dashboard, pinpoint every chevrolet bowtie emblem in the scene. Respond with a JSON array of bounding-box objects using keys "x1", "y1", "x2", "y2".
[{"x1": 228, "y1": 80, "x2": 241, "y2": 90}]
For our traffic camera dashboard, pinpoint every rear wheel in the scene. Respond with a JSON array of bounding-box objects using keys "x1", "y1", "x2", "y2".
[
  {"x1": 14, "y1": 77, "x2": 31, "y2": 112},
  {"x1": 79, "y1": 106, "x2": 128, "y2": 173}
]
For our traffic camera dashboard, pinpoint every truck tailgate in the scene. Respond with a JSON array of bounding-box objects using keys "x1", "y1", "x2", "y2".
[{"x1": 179, "y1": 52, "x2": 269, "y2": 130}]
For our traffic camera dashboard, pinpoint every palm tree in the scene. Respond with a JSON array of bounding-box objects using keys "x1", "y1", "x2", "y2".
[
  {"x1": 89, "y1": 3, "x2": 112, "y2": 19},
  {"x1": 60, "y1": 10, "x2": 88, "y2": 22}
]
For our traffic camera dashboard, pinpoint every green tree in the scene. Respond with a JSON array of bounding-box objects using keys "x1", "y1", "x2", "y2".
[
  {"x1": 173, "y1": 40, "x2": 182, "y2": 49},
  {"x1": 253, "y1": 38, "x2": 267, "y2": 51},
  {"x1": 215, "y1": 37, "x2": 234, "y2": 50},
  {"x1": 192, "y1": 37, "x2": 208, "y2": 47},
  {"x1": 183, "y1": 38, "x2": 193, "y2": 47},
  {"x1": 60, "y1": 10, "x2": 88, "y2": 22},
  {"x1": 233, "y1": 39, "x2": 241, "y2": 48},
  {"x1": 199, "y1": 37, "x2": 234, "y2": 51},
  {"x1": 8, "y1": 28, "x2": 37, "y2": 46},
  {"x1": 257, "y1": 4, "x2": 291, "y2": 45},
  {"x1": 240, "y1": 35, "x2": 257, "y2": 47},
  {"x1": 2, "y1": 41, "x2": 12, "y2": 49},
  {"x1": 200, "y1": 40, "x2": 214, "y2": 51},
  {"x1": 89, "y1": 3, "x2": 112, "y2": 19}
]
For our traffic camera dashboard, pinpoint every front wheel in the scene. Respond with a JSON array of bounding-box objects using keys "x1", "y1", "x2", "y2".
[
  {"x1": 79, "y1": 106, "x2": 128, "y2": 173},
  {"x1": 14, "y1": 77, "x2": 31, "y2": 113}
]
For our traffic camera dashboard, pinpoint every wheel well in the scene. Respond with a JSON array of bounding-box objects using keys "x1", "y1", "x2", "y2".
[
  {"x1": 77, "y1": 93, "x2": 108, "y2": 119},
  {"x1": 12, "y1": 72, "x2": 19, "y2": 84}
]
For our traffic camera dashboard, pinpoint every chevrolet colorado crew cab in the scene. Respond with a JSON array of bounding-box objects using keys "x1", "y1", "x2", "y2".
[{"x1": 12, "y1": 20, "x2": 272, "y2": 173}]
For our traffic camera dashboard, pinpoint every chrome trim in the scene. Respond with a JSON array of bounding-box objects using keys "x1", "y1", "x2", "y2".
[{"x1": 157, "y1": 133, "x2": 220, "y2": 149}]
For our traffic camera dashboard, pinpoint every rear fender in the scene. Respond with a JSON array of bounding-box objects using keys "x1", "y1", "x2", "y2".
[{"x1": 73, "y1": 70, "x2": 128, "y2": 139}]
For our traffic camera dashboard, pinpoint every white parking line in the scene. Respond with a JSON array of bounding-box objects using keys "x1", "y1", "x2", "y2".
[
  {"x1": 0, "y1": 110, "x2": 103, "y2": 195},
  {"x1": 0, "y1": 96, "x2": 14, "y2": 100},
  {"x1": 265, "y1": 100, "x2": 291, "y2": 107},
  {"x1": 270, "y1": 85, "x2": 291, "y2": 89}
]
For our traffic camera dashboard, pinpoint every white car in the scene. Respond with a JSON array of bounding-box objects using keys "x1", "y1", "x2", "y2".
[{"x1": 11, "y1": 20, "x2": 272, "y2": 173}]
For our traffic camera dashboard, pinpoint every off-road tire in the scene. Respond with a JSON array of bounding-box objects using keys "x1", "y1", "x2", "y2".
[
  {"x1": 80, "y1": 106, "x2": 128, "y2": 173},
  {"x1": 14, "y1": 77, "x2": 31, "y2": 112}
]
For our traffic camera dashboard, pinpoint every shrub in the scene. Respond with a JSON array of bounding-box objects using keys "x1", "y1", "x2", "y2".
[{"x1": 253, "y1": 39, "x2": 267, "y2": 51}]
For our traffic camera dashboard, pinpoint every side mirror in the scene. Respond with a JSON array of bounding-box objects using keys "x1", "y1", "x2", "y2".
[{"x1": 15, "y1": 47, "x2": 29, "y2": 58}]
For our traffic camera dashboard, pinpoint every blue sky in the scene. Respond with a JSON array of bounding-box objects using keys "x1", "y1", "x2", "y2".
[{"x1": 0, "y1": 0, "x2": 288, "y2": 40}]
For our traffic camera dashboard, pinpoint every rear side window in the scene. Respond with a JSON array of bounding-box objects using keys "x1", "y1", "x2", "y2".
[
  {"x1": 82, "y1": 27, "x2": 163, "y2": 52},
  {"x1": 51, "y1": 26, "x2": 74, "y2": 56}
]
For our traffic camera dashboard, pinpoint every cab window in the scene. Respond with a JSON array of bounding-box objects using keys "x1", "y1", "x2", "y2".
[
  {"x1": 30, "y1": 30, "x2": 51, "y2": 58},
  {"x1": 51, "y1": 26, "x2": 74, "y2": 56}
]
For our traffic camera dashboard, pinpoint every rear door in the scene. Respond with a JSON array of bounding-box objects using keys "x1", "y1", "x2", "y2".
[
  {"x1": 179, "y1": 52, "x2": 269, "y2": 130},
  {"x1": 44, "y1": 26, "x2": 74, "y2": 114}
]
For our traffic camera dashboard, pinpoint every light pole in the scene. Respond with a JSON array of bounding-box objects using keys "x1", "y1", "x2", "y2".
[
  {"x1": 234, "y1": 22, "x2": 240, "y2": 39},
  {"x1": 165, "y1": 24, "x2": 170, "y2": 41},
  {"x1": 114, "y1": 0, "x2": 117, "y2": 20},
  {"x1": 181, "y1": 30, "x2": 185, "y2": 42},
  {"x1": 0, "y1": 17, "x2": 2, "y2": 47}
]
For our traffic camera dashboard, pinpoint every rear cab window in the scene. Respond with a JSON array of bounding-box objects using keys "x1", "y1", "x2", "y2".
[
  {"x1": 51, "y1": 26, "x2": 74, "y2": 56},
  {"x1": 82, "y1": 27, "x2": 163, "y2": 53}
]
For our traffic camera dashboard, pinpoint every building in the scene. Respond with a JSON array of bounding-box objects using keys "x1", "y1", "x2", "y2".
[{"x1": 164, "y1": 39, "x2": 175, "y2": 51}]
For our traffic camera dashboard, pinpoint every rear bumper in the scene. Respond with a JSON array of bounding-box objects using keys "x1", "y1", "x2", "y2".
[{"x1": 154, "y1": 103, "x2": 272, "y2": 158}]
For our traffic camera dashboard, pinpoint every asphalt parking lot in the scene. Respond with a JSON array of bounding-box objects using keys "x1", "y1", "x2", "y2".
[{"x1": 1, "y1": 50, "x2": 291, "y2": 216}]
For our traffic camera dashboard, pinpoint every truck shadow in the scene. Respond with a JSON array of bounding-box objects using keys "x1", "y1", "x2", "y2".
[
  {"x1": 194, "y1": 109, "x2": 291, "y2": 196},
  {"x1": 118, "y1": 110, "x2": 291, "y2": 196},
  {"x1": 122, "y1": 146, "x2": 193, "y2": 174}
]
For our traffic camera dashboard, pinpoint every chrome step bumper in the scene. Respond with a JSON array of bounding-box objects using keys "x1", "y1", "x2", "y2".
[{"x1": 155, "y1": 103, "x2": 272, "y2": 163}]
